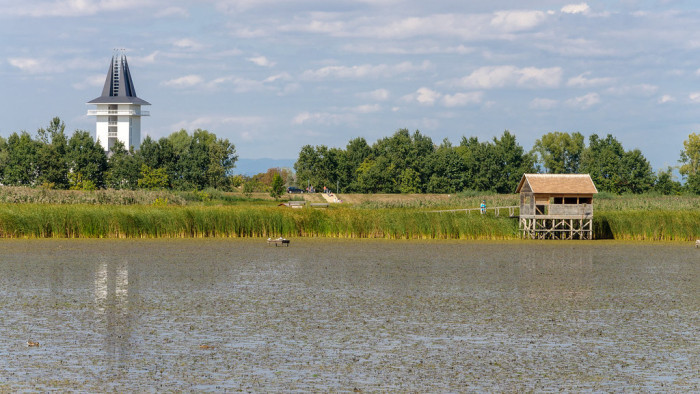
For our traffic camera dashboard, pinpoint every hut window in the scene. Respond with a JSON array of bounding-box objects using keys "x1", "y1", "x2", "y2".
[
  {"x1": 580, "y1": 197, "x2": 592, "y2": 204},
  {"x1": 552, "y1": 197, "x2": 563, "y2": 204},
  {"x1": 564, "y1": 197, "x2": 577, "y2": 204}
]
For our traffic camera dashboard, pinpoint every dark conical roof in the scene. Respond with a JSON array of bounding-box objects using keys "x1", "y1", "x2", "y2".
[{"x1": 88, "y1": 54, "x2": 150, "y2": 105}]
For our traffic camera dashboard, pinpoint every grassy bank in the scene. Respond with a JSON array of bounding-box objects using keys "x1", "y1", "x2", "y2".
[{"x1": 0, "y1": 204, "x2": 518, "y2": 240}]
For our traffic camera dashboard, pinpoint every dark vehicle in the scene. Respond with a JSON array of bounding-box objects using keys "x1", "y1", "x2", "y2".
[{"x1": 287, "y1": 187, "x2": 304, "y2": 194}]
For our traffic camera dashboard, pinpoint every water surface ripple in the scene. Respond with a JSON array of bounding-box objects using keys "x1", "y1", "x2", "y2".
[{"x1": 0, "y1": 239, "x2": 698, "y2": 391}]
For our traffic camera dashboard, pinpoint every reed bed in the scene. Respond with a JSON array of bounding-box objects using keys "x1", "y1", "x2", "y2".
[
  {"x1": 0, "y1": 204, "x2": 518, "y2": 240},
  {"x1": 594, "y1": 194, "x2": 700, "y2": 211},
  {"x1": 0, "y1": 186, "x2": 186, "y2": 205},
  {"x1": 595, "y1": 210, "x2": 700, "y2": 241}
]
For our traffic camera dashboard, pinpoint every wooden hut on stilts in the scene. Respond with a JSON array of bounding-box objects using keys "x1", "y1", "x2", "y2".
[{"x1": 516, "y1": 174, "x2": 598, "y2": 240}]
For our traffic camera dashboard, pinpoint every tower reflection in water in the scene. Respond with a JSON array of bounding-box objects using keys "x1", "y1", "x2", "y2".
[{"x1": 93, "y1": 260, "x2": 138, "y2": 376}]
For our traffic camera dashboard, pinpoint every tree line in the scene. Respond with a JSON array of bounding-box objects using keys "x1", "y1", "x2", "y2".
[
  {"x1": 2, "y1": 117, "x2": 698, "y2": 195},
  {"x1": 294, "y1": 129, "x2": 700, "y2": 195},
  {"x1": 0, "y1": 117, "x2": 237, "y2": 191}
]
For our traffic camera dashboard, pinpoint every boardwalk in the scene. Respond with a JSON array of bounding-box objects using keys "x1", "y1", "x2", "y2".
[{"x1": 430, "y1": 206, "x2": 519, "y2": 217}]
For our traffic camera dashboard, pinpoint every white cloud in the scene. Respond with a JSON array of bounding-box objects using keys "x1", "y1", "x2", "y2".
[
  {"x1": 530, "y1": 98, "x2": 558, "y2": 110},
  {"x1": 490, "y1": 10, "x2": 548, "y2": 32},
  {"x1": 207, "y1": 76, "x2": 265, "y2": 92},
  {"x1": 401, "y1": 87, "x2": 441, "y2": 106},
  {"x1": 8, "y1": 56, "x2": 101, "y2": 74},
  {"x1": 301, "y1": 61, "x2": 430, "y2": 80},
  {"x1": 155, "y1": 6, "x2": 189, "y2": 18},
  {"x1": 169, "y1": 115, "x2": 265, "y2": 139},
  {"x1": 342, "y1": 43, "x2": 474, "y2": 55},
  {"x1": 8, "y1": 57, "x2": 42, "y2": 73},
  {"x1": 173, "y1": 39, "x2": 204, "y2": 51},
  {"x1": 3, "y1": 0, "x2": 153, "y2": 17},
  {"x1": 247, "y1": 56, "x2": 275, "y2": 67},
  {"x1": 689, "y1": 93, "x2": 700, "y2": 103},
  {"x1": 353, "y1": 104, "x2": 381, "y2": 113},
  {"x1": 162, "y1": 75, "x2": 204, "y2": 88},
  {"x1": 566, "y1": 93, "x2": 600, "y2": 109},
  {"x1": 441, "y1": 92, "x2": 483, "y2": 107},
  {"x1": 292, "y1": 111, "x2": 354, "y2": 126},
  {"x1": 456, "y1": 65, "x2": 562, "y2": 89},
  {"x1": 658, "y1": 95, "x2": 675, "y2": 104},
  {"x1": 281, "y1": 11, "x2": 548, "y2": 41},
  {"x1": 567, "y1": 72, "x2": 614, "y2": 88},
  {"x1": 605, "y1": 84, "x2": 658, "y2": 96},
  {"x1": 357, "y1": 89, "x2": 390, "y2": 101},
  {"x1": 130, "y1": 51, "x2": 159, "y2": 65},
  {"x1": 263, "y1": 73, "x2": 291, "y2": 83},
  {"x1": 73, "y1": 74, "x2": 105, "y2": 90},
  {"x1": 561, "y1": 3, "x2": 590, "y2": 15}
]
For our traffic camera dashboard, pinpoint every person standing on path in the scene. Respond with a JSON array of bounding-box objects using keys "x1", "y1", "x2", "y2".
[{"x1": 480, "y1": 200, "x2": 486, "y2": 214}]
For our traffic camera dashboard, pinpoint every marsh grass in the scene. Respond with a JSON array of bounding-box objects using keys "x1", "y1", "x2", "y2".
[
  {"x1": 596, "y1": 210, "x2": 700, "y2": 241},
  {"x1": 594, "y1": 194, "x2": 700, "y2": 211},
  {"x1": 0, "y1": 186, "x2": 186, "y2": 206},
  {"x1": 0, "y1": 188, "x2": 697, "y2": 240},
  {"x1": 0, "y1": 204, "x2": 519, "y2": 239}
]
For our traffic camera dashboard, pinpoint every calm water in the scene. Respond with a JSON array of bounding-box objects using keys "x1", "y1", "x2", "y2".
[{"x1": 0, "y1": 239, "x2": 698, "y2": 391}]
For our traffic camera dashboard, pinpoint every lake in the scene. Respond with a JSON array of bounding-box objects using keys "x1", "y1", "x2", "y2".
[{"x1": 0, "y1": 239, "x2": 698, "y2": 391}]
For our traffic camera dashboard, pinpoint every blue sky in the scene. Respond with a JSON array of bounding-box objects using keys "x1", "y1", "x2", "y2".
[{"x1": 1, "y1": 0, "x2": 699, "y2": 171}]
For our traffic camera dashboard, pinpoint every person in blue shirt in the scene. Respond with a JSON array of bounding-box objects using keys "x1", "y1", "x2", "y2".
[{"x1": 480, "y1": 200, "x2": 486, "y2": 214}]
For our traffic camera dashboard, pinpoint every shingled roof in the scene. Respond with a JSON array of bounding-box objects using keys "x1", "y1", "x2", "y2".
[
  {"x1": 515, "y1": 174, "x2": 598, "y2": 194},
  {"x1": 87, "y1": 54, "x2": 150, "y2": 105}
]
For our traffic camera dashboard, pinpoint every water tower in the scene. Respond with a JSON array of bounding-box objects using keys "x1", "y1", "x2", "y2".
[{"x1": 87, "y1": 50, "x2": 150, "y2": 151}]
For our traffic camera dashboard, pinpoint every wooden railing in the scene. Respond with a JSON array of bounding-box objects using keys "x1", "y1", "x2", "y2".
[{"x1": 430, "y1": 206, "x2": 519, "y2": 217}]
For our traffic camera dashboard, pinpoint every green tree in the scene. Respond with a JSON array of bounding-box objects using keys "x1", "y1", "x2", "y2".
[
  {"x1": 426, "y1": 141, "x2": 467, "y2": 193},
  {"x1": 242, "y1": 180, "x2": 256, "y2": 197},
  {"x1": 617, "y1": 149, "x2": 655, "y2": 193},
  {"x1": 106, "y1": 140, "x2": 142, "y2": 189},
  {"x1": 206, "y1": 135, "x2": 237, "y2": 189},
  {"x1": 270, "y1": 173, "x2": 285, "y2": 199},
  {"x1": 581, "y1": 134, "x2": 655, "y2": 194},
  {"x1": 173, "y1": 129, "x2": 237, "y2": 190},
  {"x1": 4, "y1": 131, "x2": 39, "y2": 186},
  {"x1": 167, "y1": 129, "x2": 192, "y2": 156},
  {"x1": 355, "y1": 157, "x2": 394, "y2": 193},
  {"x1": 294, "y1": 144, "x2": 320, "y2": 190},
  {"x1": 398, "y1": 168, "x2": 421, "y2": 193},
  {"x1": 137, "y1": 164, "x2": 170, "y2": 190},
  {"x1": 293, "y1": 144, "x2": 338, "y2": 191},
  {"x1": 580, "y1": 134, "x2": 625, "y2": 193},
  {"x1": 36, "y1": 117, "x2": 69, "y2": 189},
  {"x1": 339, "y1": 137, "x2": 371, "y2": 192},
  {"x1": 679, "y1": 132, "x2": 700, "y2": 178},
  {"x1": 67, "y1": 130, "x2": 108, "y2": 188},
  {"x1": 531, "y1": 131, "x2": 585, "y2": 173},
  {"x1": 654, "y1": 167, "x2": 681, "y2": 195},
  {"x1": 686, "y1": 173, "x2": 700, "y2": 194},
  {"x1": 0, "y1": 136, "x2": 7, "y2": 185},
  {"x1": 68, "y1": 172, "x2": 96, "y2": 191},
  {"x1": 372, "y1": 129, "x2": 435, "y2": 192}
]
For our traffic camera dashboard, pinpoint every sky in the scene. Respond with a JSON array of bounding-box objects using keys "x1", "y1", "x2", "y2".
[{"x1": 1, "y1": 0, "x2": 699, "y2": 172}]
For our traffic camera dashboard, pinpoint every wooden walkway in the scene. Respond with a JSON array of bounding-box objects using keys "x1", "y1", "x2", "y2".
[{"x1": 430, "y1": 206, "x2": 519, "y2": 218}]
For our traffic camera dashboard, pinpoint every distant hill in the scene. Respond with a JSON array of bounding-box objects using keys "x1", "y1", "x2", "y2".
[{"x1": 233, "y1": 158, "x2": 295, "y2": 176}]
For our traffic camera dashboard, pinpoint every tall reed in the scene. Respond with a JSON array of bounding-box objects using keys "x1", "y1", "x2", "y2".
[
  {"x1": 595, "y1": 210, "x2": 700, "y2": 241},
  {"x1": 0, "y1": 204, "x2": 519, "y2": 239}
]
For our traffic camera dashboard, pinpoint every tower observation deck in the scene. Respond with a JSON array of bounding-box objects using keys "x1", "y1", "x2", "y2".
[{"x1": 87, "y1": 51, "x2": 150, "y2": 151}]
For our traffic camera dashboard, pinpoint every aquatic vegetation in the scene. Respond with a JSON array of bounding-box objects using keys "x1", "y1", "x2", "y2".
[
  {"x1": 595, "y1": 210, "x2": 700, "y2": 241},
  {"x1": 0, "y1": 195, "x2": 697, "y2": 240},
  {"x1": 0, "y1": 204, "x2": 519, "y2": 240}
]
